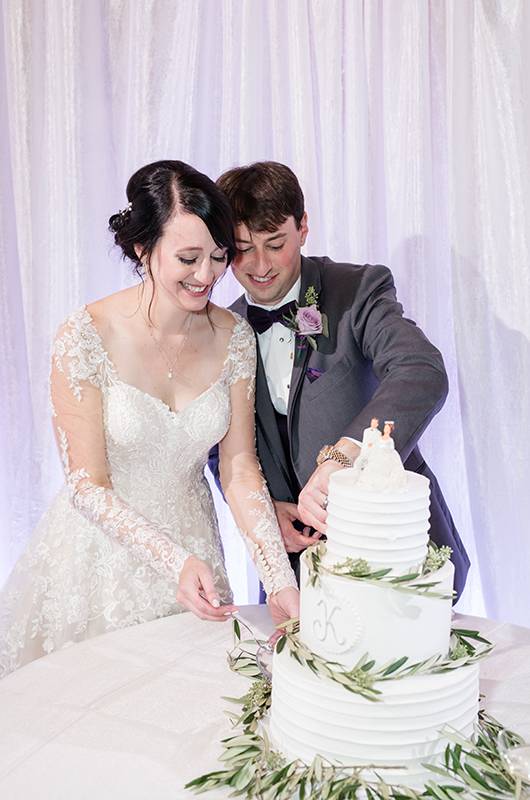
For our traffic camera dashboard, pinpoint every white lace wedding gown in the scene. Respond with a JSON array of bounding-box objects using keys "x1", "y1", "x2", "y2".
[{"x1": 0, "y1": 307, "x2": 296, "y2": 678}]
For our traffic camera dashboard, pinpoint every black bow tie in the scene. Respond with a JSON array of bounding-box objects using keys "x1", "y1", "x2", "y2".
[{"x1": 246, "y1": 300, "x2": 297, "y2": 335}]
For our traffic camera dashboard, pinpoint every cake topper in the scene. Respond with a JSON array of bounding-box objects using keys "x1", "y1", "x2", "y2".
[{"x1": 353, "y1": 419, "x2": 407, "y2": 490}]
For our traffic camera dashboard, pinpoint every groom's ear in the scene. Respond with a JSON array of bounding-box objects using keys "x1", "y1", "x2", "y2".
[{"x1": 299, "y1": 212, "x2": 309, "y2": 247}]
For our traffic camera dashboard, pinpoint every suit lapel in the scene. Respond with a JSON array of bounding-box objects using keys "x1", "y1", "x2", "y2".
[{"x1": 287, "y1": 257, "x2": 323, "y2": 421}]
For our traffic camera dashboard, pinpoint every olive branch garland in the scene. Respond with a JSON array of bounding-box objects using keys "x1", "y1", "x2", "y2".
[
  {"x1": 275, "y1": 619, "x2": 493, "y2": 702},
  {"x1": 186, "y1": 619, "x2": 528, "y2": 800},
  {"x1": 305, "y1": 542, "x2": 455, "y2": 600}
]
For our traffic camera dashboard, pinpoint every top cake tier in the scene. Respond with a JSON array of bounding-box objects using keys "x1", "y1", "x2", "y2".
[{"x1": 325, "y1": 469, "x2": 431, "y2": 575}]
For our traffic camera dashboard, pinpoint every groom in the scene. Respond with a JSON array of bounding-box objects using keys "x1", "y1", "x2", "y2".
[{"x1": 210, "y1": 161, "x2": 470, "y2": 599}]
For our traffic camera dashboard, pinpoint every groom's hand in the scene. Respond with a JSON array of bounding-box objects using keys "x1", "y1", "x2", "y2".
[
  {"x1": 299, "y1": 439, "x2": 362, "y2": 533},
  {"x1": 298, "y1": 460, "x2": 344, "y2": 533},
  {"x1": 272, "y1": 500, "x2": 322, "y2": 553}
]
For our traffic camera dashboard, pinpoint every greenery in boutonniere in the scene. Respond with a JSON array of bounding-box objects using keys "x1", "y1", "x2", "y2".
[
  {"x1": 283, "y1": 285, "x2": 329, "y2": 350},
  {"x1": 305, "y1": 541, "x2": 455, "y2": 599},
  {"x1": 186, "y1": 619, "x2": 526, "y2": 800}
]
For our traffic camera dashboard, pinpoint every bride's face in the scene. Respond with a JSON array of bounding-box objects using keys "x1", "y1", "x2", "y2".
[{"x1": 147, "y1": 211, "x2": 228, "y2": 311}]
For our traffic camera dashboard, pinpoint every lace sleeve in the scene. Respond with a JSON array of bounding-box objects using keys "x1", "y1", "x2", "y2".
[
  {"x1": 50, "y1": 309, "x2": 191, "y2": 582},
  {"x1": 219, "y1": 316, "x2": 297, "y2": 596},
  {"x1": 224, "y1": 315, "x2": 257, "y2": 397}
]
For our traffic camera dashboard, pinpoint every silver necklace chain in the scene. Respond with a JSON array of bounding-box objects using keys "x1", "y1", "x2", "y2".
[{"x1": 145, "y1": 314, "x2": 193, "y2": 380}]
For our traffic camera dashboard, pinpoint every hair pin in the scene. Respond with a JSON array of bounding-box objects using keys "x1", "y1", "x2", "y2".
[{"x1": 119, "y1": 201, "x2": 132, "y2": 217}]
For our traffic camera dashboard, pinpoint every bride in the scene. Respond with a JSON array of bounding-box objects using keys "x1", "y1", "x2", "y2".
[{"x1": 0, "y1": 160, "x2": 299, "y2": 678}]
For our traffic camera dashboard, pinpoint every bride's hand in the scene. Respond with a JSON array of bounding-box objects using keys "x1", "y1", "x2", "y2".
[
  {"x1": 176, "y1": 555, "x2": 238, "y2": 621},
  {"x1": 268, "y1": 586, "x2": 300, "y2": 627}
]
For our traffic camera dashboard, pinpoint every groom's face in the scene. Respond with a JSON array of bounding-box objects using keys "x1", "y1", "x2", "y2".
[{"x1": 232, "y1": 214, "x2": 308, "y2": 306}]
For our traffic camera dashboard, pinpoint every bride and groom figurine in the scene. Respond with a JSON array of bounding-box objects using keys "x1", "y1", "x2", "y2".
[{"x1": 352, "y1": 418, "x2": 407, "y2": 491}]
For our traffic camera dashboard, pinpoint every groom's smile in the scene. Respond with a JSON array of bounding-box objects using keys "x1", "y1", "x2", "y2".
[{"x1": 232, "y1": 215, "x2": 308, "y2": 306}]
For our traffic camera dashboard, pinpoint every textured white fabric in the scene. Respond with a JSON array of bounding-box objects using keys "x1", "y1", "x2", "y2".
[
  {"x1": 1, "y1": 2, "x2": 529, "y2": 624},
  {"x1": 0, "y1": 608, "x2": 528, "y2": 800},
  {"x1": 0, "y1": 309, "x2": 296, "y2": 677}
]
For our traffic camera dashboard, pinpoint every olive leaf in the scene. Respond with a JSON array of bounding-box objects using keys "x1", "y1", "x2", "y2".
[{"x1": 304, "y1": 542, "x2": 455, "y2": 600}]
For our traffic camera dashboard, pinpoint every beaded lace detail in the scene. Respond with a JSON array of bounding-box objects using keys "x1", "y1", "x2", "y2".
[
  {"x1": 51, "y1": 307, "x2": 191, "y2": 581},
  {"x1": 240, "y1": 482, "x2": 299, "y2": 595}
]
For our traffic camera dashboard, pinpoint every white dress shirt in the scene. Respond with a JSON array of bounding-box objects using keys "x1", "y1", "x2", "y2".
[
  {"x1": 246, "y1": 278, "x2": 361, "y2": 459},
  {"x1": 245, "y1": 277, "x2": 301, "y2": 415}
]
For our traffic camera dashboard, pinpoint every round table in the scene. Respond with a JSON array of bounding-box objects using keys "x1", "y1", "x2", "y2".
[{"x1": 0, "y1": 609, "x2": 529, "y2": 799}]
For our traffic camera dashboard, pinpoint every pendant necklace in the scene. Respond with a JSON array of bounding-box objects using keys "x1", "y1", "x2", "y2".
[{"x1": 146, "y1": 313, "x2": 193, "y2": 380}]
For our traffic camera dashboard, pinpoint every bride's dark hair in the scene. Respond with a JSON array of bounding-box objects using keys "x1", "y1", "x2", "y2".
[{"x1": 109, "y1": 160, "x2": 236, "y2": 279}]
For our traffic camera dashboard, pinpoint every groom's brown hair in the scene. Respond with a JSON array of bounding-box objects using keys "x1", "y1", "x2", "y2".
[{"x1": 217, "y1": 161, "x2": 305, "y2": 234}]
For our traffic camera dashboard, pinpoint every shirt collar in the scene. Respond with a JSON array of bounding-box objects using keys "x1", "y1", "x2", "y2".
[{"x1": 245, "y1": 275, "x2": 301, "y2": 311}]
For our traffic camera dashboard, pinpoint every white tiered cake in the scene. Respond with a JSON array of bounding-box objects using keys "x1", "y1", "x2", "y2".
[{"x1": 270, "y1": 445, "x2": 479, "y2": 790}]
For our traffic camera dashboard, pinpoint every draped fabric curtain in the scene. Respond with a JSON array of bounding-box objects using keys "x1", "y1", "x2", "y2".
[{"x1": 1, "y1": 0, "x2": 529, "y2": 623}]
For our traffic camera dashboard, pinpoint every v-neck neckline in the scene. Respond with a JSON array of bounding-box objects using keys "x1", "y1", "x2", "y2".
[{"x1": 82, "y1": 306, "x2": 236, "y2": 416}]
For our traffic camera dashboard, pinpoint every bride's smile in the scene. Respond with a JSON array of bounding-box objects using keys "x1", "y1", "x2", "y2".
[{"x1": 142, "y1": 210, "x2": 229, "y2": 315}]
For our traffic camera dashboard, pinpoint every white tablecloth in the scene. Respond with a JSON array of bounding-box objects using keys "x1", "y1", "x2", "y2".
[{"x1": 0, "y1": 609, "x2": 529, "y2": 799}]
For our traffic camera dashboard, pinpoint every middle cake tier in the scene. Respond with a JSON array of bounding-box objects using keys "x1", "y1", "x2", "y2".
[{"x1": 300, "y1": 550, "x2": 454, "y2": 667}]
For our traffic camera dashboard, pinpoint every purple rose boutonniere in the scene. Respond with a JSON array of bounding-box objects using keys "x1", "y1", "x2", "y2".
[
  {"x1": 296, "y1": 305, "x2": 322, "y2": 335},
  {"x1": 284, "y1": 285, "x2": 329, "y2": 350}
]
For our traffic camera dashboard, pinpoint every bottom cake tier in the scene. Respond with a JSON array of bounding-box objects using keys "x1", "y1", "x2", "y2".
[{"x1": 270, "y1": 647, "x2": 479, "y2": 790}]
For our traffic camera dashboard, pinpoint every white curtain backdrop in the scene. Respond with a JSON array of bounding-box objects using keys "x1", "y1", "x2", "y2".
[{"x1": 1, "y1": 0, "x2": 529, "y2": 623}]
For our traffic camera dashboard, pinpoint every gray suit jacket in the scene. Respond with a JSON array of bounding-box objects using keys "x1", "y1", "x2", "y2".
[{"x1": 211, "y1": 256, "x2": 469, "y2": 598}]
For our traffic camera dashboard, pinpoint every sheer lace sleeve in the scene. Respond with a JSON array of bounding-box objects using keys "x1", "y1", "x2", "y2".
[
  {"x1": 220, "y1": 316, "x2": 297, "y2": 596},
  {"x1": 224, "y1": 314, "x2": 257, "y2": 396},
  {"x1": 50, "y1": 308, "x2": 191, "y2": 582}
]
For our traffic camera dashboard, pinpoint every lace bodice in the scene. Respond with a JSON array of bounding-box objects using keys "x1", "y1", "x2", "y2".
[{"x1": 50, "y1": 306, "x2": 296, "y2": 596}]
